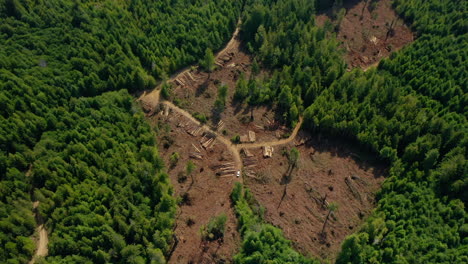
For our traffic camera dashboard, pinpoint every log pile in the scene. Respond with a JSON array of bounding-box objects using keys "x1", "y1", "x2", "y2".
[
  {"x1": 177, "y1": 121, "x2": 191, "y2": 128},
  {"x1": 217, "y1": 120, "x2": 225, "y2": 131},
  {"x1": 254, "y1": 124, "x2": 264, "y2": 131},
  {"x1": 212, "y1": 162, "x2": 235, "y2": 177},
  {"x1": 216, "y1": 52, "x2": 234, "y2": 66},
  {"x1": 242, "y1": 156, "x2": 258, "y2": 178},
  {"x1": 263, "y1": 146, "x2": 274, "y2": 158},
  {"x1": 174, "y1": 78, "x2": 186, "y2": 87},
  {"x1": 187, "y1": 125, "x2": 203, "y2": 137},
  {"x1": 189, "y1": 142, "x2": 203, "y2": 160},
  {"x1": 189, "y1": 152, "x2": 203, "y2": 160},
  {"x1": 243, "y1": 156, "x2": 257, "y2": 169},
  {"x1": 200, "y1": 135, "x2": 216, "y2": 149}
]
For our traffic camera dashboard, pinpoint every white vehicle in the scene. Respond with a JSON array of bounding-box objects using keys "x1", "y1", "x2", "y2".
[{"x1": 236, "y1": 171, "x2": 241, "y2": 177}]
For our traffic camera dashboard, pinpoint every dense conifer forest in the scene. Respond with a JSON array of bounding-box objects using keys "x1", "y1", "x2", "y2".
[
  {"x1": 0, "y1": 0, "x2": 240, "y2": 262},
  {"x1": 0, "y1": 0, "x2": 466, "y2": 263},
  {"x1": 235, "y1": 0, "x2": 466, "y2": 263}
]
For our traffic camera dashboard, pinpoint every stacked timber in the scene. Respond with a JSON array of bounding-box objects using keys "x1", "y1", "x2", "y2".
[
  {"x1": 189, "y1": 152, "x2": 203, "y2": 160},
  {"x1": 186, "y1": 72, "x2": 196, "y2": 81},
  {"x1": 243, "y1": 156, "x2": 257, "y2": 169},
  {"x1": 217, "y1": 120, "x2": 225, "y2": 131},
  {"x1": 212, "y1": 162, "x2": 235, "y2": 177},
  {"x1": 263, "y1": 146, "x2": 274, "y2": 158},
  {"x1": 189, "y1": 141, "x2": 203, "y2": 160},
  {"x1": 174, "y1": 78, "x2": 186, "y2": 87},
  {"x1": 200, "y1": 136, "x2": 216, "y2": 149},
  {"x1": 248, "y1": 131, "x2": 256, "y2": 142},
  {"x1": 187, "y1": 126, "x2": 203, "y2": 137}
]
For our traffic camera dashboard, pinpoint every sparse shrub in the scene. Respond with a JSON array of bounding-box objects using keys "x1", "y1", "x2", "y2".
[
  {"x1": 214, "y1": 98, "x2": 225, "y2": 112},
  {"x1": 173, "y1": 98, "x2": 182, "y2": 107},
  {"x1": 177, "y1": 171, "x2": 187, "y2": 183},
  {"x1": 161, "y1": 82, "x2": 172, "y2": 99},
  {"x1": 186, "y1": 217, "x2": 195, "y2": 227},
  {"x1": 200, "y1": 48, "x2": 215, "y2": 72},
  {"x1": 170, "y1": 152, "x2": 179, "y2": 168},
  {"x1": 231, "y1": 135, "x2": 240, "y2": 144},
  {"x1": 231, "y1": 182, "x2": 243, "y2": 204},
  {"x1": 162, "y1": 135, "x2": 174, "y2": 149},
  {"x1": 200, "y1": 214, "x2": 227, "y2": 241},
  {"x1": 179, "y1": 192, "x2": 192, "y2": 206},
  {"x1": 186, "y1": 160, "x2": 196, "y2": 175},
  {"x1": 214, "y1": 84, "x2": 228, "y2": 112},
  {"x1": 193, "y1": 112, "x2": 208, "y2": 123}
]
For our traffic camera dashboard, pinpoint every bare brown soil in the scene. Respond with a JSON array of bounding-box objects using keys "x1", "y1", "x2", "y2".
[
  {"x1": 316, "y1": 0, "x2": 414, "y2": 70},
  {"x1": 243, "y1": 132, "x2": 386, "y2": 262},
  {"x1": 168, "y1": 34, "x2": 293, "y2": 143},
  {"x1": 139, "y1": 27, "x2": 304, "y2": 261},
  {"x1": 139, "y1": 16, "x2": 387, "y2": 262},
  {"x1": 150, "y1": 111, "x2": 242, "y2": 263}
]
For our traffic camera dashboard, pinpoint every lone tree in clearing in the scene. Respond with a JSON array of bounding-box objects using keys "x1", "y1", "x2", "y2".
[
  {"x1": 186, "y1": 160, "x2": 196, "y2": 182},
  {"x1": 201, "y1": 214, "x2": 227, "y2": 241},
  {"x1": 321, "y1": 202, "x2": 338, "y2": 236},
  {"x1": 201, "y1": 48, "x2": 215, "y2": 72},
  {"x1": 287, "y1": 147, "x2": 300, "y2": 179},
  {"x1": 185, "y1": 160, "x2": 197, "y2": 192}
]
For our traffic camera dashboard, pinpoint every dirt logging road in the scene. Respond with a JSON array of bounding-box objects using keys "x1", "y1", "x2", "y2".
[
  {"x1": 141, "y1": 90, "x2": 303, "y2": 176},
  {"x1": 163, "y1": 100, "x2": 243, "y2": 172},
  {"x1": 237, "y1": 117, "x2": 303, "y2": 149},
  {"x1": 139, "y1": 23, "x2": 304, "y2": 176},
  {"x1": 29, "y1": 201, "x2": 48, "y2": 264}
]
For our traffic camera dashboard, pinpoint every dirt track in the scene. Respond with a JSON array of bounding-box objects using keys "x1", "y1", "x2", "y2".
[
  {"x1": 139, "y1": 22, "x2": 307, "y2": 175},
  {"x1": 163, "y1": 101, "x2": 243, "y2": 171},
  {"x1": 237, "y1": 117, "x2": 303, "y2": 149},
  {"x1": 29, "y1": 201, "x2": 48, "y2": 264},
  {"x1": 142, "y1": 94, "x2": 303, "y2": 174},
  {"x1": 140, "y1": 22, "x2": 241, "y2": 110}
]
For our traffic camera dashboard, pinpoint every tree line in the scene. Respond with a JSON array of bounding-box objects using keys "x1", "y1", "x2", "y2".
[{"x1": 231, "y1": 183, "x2": 319, "y2": 264}]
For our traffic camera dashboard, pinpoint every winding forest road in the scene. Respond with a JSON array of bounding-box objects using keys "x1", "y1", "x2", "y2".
[
  {"x1": 237, "y1": 117, "x2": 303, "y2": 149},
  {"x1": 162, "y1": 101, "x2": 243, "y2": 171},
  {"x1": 29, "y1": 201, "x2": 48, "y2": 264},
  {"x1": 139, "y1": 24, "x2": 303, "y2": 175}
]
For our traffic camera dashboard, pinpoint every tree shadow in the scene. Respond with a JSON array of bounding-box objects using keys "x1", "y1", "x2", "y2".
[
  {"x1": 211, "y1": 107, "x2": 222, "y2": 127},
  {"x1": 277, "y1": 185, "x2": 288, "y2": 209},
  {"x1": 231, "y1": 99, "x2": 244, "y2": 115},
  {"x1": 302, "y1": 131, "x2": 388, "y2": 180},
  {"x1": 195, "y1": 74, "x2": 211, "y2": 97}
]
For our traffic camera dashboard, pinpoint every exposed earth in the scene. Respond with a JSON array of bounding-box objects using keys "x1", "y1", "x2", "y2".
[
  {"x1": 242, "y1": 134, "x2": 386, "y2": 261},
  {"x1": 316, "y1": 0, "x2": 414, "y2": 70},
  {"x1": 29, "y1": 201, "x2": 48, "y2": 264},
  {"x1": 138, "y1": 3, "x2": 397, "y2": 261}
]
